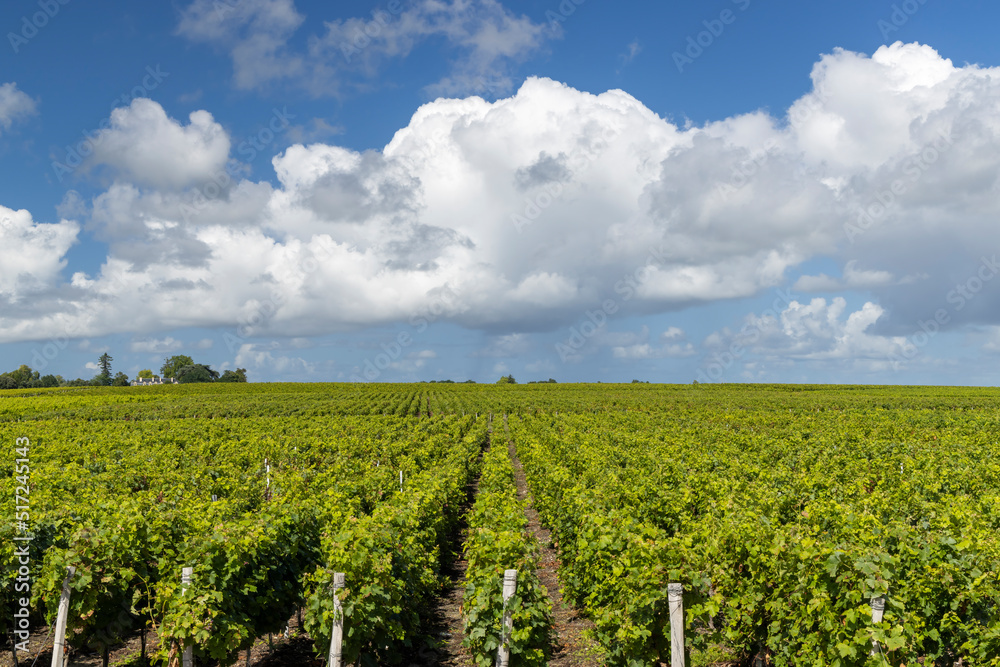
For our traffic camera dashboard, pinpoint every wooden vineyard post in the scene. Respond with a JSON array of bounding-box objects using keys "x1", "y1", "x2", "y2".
[
  {"x1": 328, "y1": 573, "x2": 346, "y2": 667},
  {"x1": 51, "y1": 566, "x2": 75, "y2": 667},
  {"x1": 668, "y1": 583, "x2": 685, "y2": 667},
  {"x1": 496, "y1": 569, "x2": 517, "y2": 667},
  {"x1": 182, "y1": 567, "x2": 194, "y2": 667},
  {"x1": 870, "y1": 595, "x2": 886, "y2": 657}
]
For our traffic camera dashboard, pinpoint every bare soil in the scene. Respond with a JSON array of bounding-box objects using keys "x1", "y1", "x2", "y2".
[{"x1": 502, "y1": 415, "x2": 603, "y2": 667}]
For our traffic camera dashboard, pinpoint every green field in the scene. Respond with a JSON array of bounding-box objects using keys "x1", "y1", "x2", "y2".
[{"x1": 2, "y1": 383, "x2": 999, "y2": 666}]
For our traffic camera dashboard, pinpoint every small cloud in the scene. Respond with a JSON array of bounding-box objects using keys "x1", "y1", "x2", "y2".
[
  {"x1": 57, "y1": 191, "x2": 88, "y2": 220},
  {"x1": 612, "y1": 327, "x2": 695, "y2": 359},
  {"x1": 178, "y1": 89, "x2": 204, "y2": 104},
  {"x1": 661, "y1": 326, "x2": 684, "y2": 341},
  {"x1": 286, "y1": 118, "x2": 345, "y2": 144},
  {"x1": 473, "y1": 334, "x2": 529, "y2": 358},
  {"x1": 0, "y1": 82, "x2": 37, "y2": 134},
  {"x1": 525, "y1": 359, "x2": 555, "y2": 374},
  {"x1": 620, "y1": 39, "x2": 642, "y2": 66},
  {"x1": 130, "y1": 337, "x2": 185, "y2": 354},
  {"x1": 794, "y1": 261, "x2": 899, "y2": 292}
]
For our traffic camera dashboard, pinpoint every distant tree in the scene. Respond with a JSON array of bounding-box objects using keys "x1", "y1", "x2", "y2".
[
  {"x1": 0, "y1": 376, "x2": 17, "y2": 390},
  {"x1": 496, "y1": 374, "x2": 517, "y2": 384},
  {"x1": 112, "y1": 372, "x2": 130, "y2": 387},
  {"x1": 65, "y1": 378, "x2": 90, "y2": 387},
  {"x1": 160, "y1": 355, "x2": 194, "y2": 379},
  {"x1": 547, "y1": 378, "x2": 557, "y2": 383},
  {"x1": 137, "y1": 369, "x2": 154, "y2": 379},
  {"x1": 175, "y1": 364, "x2": 219, "y2": 384},
  {"x1": 89, "y1": 353, "x2": 113, "y2": 386},
  {"x1": 40, "y1": 375, "x2": 59, "y2": 388},
  {"x1": 98, "y1": 353, "x2": 113, "y2": 377},
  {"x1": 218, "y1": 368, "x2": 248, "y2": 383},
  {"x1": 464, "y1": 379, "x2": 476, "y2": 383},
  {"x1": 9, "y1": 365, "x2": 39, "y2": 387}
]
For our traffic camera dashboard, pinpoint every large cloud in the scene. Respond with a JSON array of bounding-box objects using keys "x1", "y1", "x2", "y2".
[{"x1": 5, "y1": 43, "x2": 1000, "y2": 354}]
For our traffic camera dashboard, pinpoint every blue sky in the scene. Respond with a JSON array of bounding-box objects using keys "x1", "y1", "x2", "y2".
[{"x1": 2, "y1": 0, "x2": 1000, "y2": 384}]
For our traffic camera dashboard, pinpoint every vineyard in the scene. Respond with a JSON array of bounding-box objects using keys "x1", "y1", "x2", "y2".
[{"x1": 2, "y1": 382, "x2": 999, "y2": 666}]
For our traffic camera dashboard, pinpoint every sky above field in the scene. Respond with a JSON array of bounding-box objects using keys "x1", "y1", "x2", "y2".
[{"x1": 2, "y1": 0, "x2": 1000, "y2": 384}]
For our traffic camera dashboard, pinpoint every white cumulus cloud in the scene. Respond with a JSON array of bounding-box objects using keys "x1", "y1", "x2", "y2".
[
  {"x1": 87, "y1": 99, "x2": 231, "y2": 190},
  {"x1": 4, "y1": 41, "x2": 1000, "y2": 375}
]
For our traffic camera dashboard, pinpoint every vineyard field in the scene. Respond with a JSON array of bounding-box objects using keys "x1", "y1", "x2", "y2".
[{"x1": 1, "y1": 382, "x2": 999, "y2": 667}]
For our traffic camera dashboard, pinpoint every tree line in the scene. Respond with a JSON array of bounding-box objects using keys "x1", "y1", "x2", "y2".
[{"x1": 0, "y1": 353, "x2": 247, "y2": 390}]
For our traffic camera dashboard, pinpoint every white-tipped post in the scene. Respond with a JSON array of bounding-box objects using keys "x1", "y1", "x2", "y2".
[
  {"x1": 182, "y1": 567, "x2": 194, "y2": 667},
  {"x1": 668, "y1": 583, "x2": 685, "y2": 667},
  {"x1": 871, "y1": 596, "x2": 886, "y2": 656},
  {"x1": 328, "y1": 573, "x2": 346, "y2": 667},
  {"x1": 496, "y1": 569, "x2": 518, "y2": 667},
  {"x1": 51, "y1": 566, "x2": 76, "y2": 667}
]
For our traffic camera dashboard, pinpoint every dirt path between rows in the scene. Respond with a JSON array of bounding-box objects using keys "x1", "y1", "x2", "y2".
[
  {"x1": 502, "y1": 415, "x2": 602, "y2": 667},
  {"x1": 413, "y1": 428, "x2": 482, "y2": 667}
]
